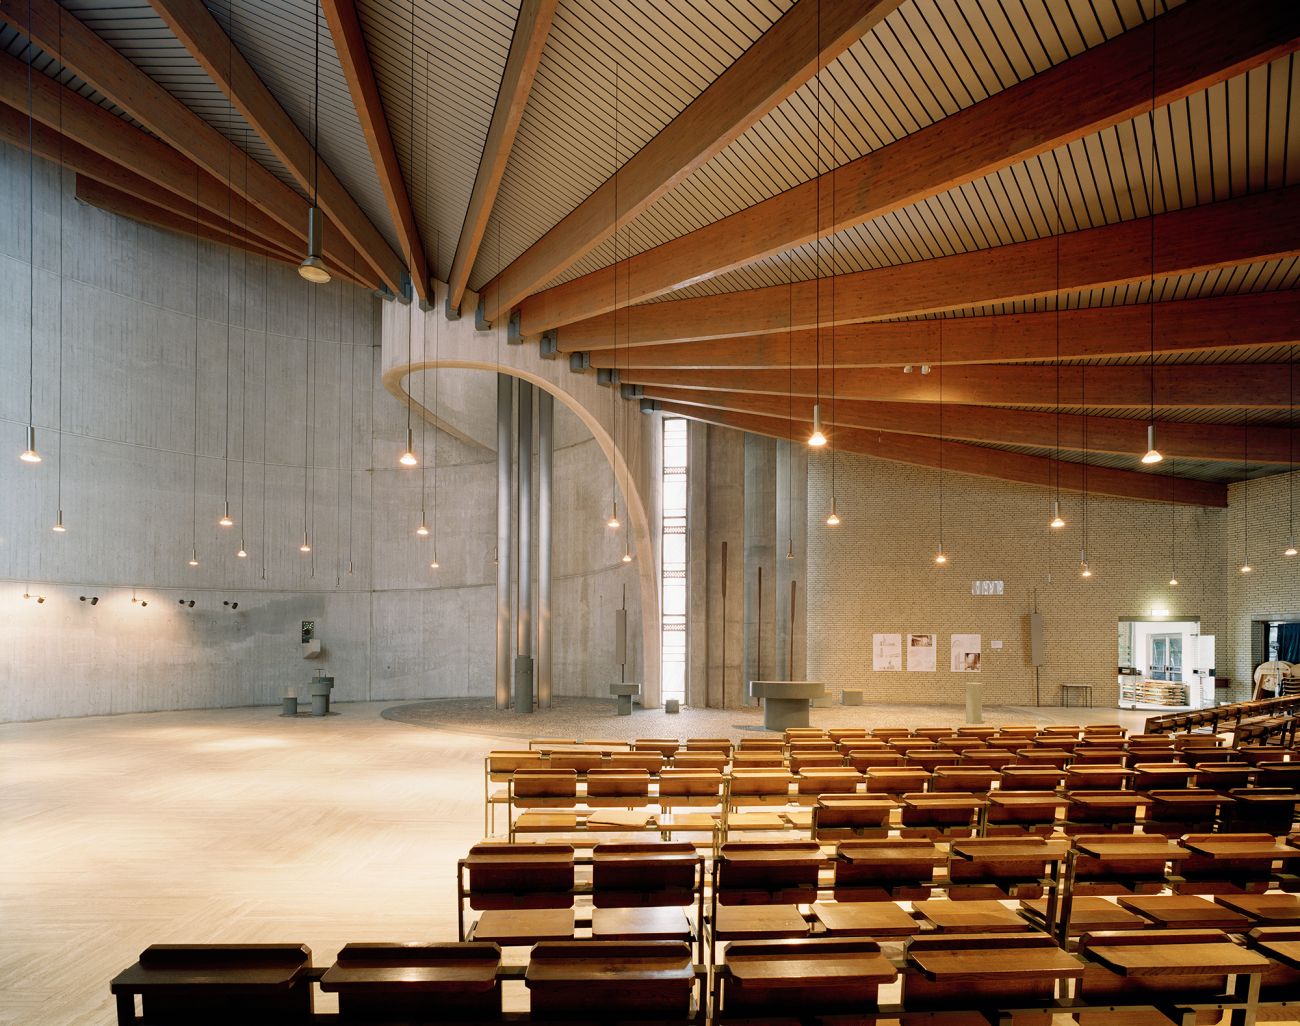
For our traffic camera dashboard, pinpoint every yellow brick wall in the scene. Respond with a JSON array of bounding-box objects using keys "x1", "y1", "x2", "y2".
[{"x1": 806, "y1": 454, "x2": 1297, "y2": 708}]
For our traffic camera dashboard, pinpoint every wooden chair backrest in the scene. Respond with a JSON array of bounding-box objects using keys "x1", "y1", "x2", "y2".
[
  {"x1": 634, "y1": 739, "x2": 679, "y2": 757},
  {"x1": 797, "y1": 768, "x2": 864, "y2": 794},
  {"x1": 732, "y1": 751, "x2": 787, "y2": 768},
  {"x1": 512, "y1": 770, "x2": 578, "y2": 800},
  {"x1": 728, "y1": 768, "x2": 794, "y2": 796},
  {"x1": 585, "y1": 769, "x2": 651, "y2": 799},
  {"x1": 608, "y1": 752, "x2": 664, "y2": 773},
  {"x1": 672, "y1": 752, "x2": 727, "y2": 771},
  {"x1": 591, "y1": 842, "x2": 698, "y2": 906},
  {"x1": 657, "y1": 768, "x2": 723, "y2": 798},
  {"x1": 466, "y1": 842, "x2": 575, "y2": 909}
]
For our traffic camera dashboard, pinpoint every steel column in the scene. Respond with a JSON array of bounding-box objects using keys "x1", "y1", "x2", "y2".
[
  {"x1": 515, "y1": 380, "x2": 535, "y2": 712},
  {"x1": 537, "y1": 390, "x2": 553, "y2": 709},
  {"x1": 495, "y1": 374, "x2": 513, "y2": 710}
]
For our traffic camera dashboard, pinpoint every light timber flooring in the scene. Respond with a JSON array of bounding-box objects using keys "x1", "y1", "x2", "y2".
[{"x1": 1, "y1": 699, "x2": 1148, "y2": 1025}]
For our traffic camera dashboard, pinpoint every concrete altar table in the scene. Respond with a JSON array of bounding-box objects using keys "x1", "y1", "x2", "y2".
[
  {"x1": 610, "y1": 682, "x2": 641, "y2": 716},
  {"x1": 749, "y1": 681, "x2": 827, "y2": 731}
]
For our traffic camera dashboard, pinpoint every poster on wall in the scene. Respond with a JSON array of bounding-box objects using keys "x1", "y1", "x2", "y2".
[
  {"x1": 907, "y1": 634, "x2": 936, "y2": 672},
  {"x1": 950, "y1": 633, "x2": 983, "y2": 672},
  {"x1": 872, "y1": 633, "x2": 902, "y2": 672}
]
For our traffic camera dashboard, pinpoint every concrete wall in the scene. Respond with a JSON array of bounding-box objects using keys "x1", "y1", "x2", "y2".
[
  {"x1": 806, "y1": 452, "x2": 1299, "y2": 708},
  {"x1": 0, "y1": 142, "x2": 642, "y2": 721}
]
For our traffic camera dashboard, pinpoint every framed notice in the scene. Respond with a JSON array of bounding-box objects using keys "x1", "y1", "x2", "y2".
[
  {"x1": 950, "y1": 633, "x2": 982, "y2": 672},
  {"x1": 907, "y1": 633, "x2": 936, "y2": 672},
  {"x1": 873, "y1": 633, "x2": 902, "y2": 672}
]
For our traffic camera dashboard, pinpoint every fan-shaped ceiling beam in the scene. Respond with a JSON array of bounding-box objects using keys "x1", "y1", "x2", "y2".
[
  {"x1": 522, "y1": 0, "x2": 1300, "y2": 337},
  {"x1": 446, "y1": 0, "x2": 557, "y2": 318},
  {"x1": 655, "y1": 401, "x2": 1227, "y2": 508},
  {"x1": 0, "y1": 0, "x2": 385, "y2": 291},
  {"x1": 474, "y1": 0, "x2": 903, "y2": 326},
  {"x1": 560, "y1": 186, "x2": 1300, "y2": 350},
  {"x1": 589, "y1": 292, "x2": 1300, "y2": 370},
  {"x1": 149, "y1": 0, "x2": 407, "y2": 296},
  {"x1": 320, "y1": 0, "x2": 430, "y2": 303},
  {"x1": 642, "y1": 386, "x2": 1300, "y2": 465}
]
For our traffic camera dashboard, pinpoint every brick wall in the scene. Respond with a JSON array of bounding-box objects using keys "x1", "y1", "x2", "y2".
[{"x1": 804, "y1": 454, "x2": 1296, "y2": 708}]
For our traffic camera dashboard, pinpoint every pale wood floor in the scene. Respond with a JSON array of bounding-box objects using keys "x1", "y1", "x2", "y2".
[{"x1": 0, "y1": 700, "x2": 1149, "y2": 1026}]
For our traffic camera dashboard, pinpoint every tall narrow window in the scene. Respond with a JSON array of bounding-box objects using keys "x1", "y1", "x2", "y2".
[{"x1": 660, "y1": 418, "x2": 688, "y2": 704}]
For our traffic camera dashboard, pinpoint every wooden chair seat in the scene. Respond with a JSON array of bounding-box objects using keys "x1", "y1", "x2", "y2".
[
  {"x1": 811, "y1": 900, "x2": 920, "y2": 937},
  {"x1": 1213, "y1": 892, "x2": 1300, "y2": 925},
  {"x1": 472, "y1": 908, "x2": 574, "y2": 944},
  {"x1": 591, "y1": 905, "x2": 693, "y2": 941},
  {"x1": 713, "y1": 904, "x2": 810, "y2": 939},
  {"x1": 913, "y1": 899, "x2": 1035, "y2": 933},
  {"x1": 1116, "y1": 894, "x2": 1252, "y2": 931},
  {"x1": 1243, "y1": 925, "x2": 1300, "y2": 1002},
  {"x1": 813, "y1": 795, "x2": 896, "y2": 839},
  {"x1": 723, "y1": 937, "x2": 896, "y2": 1017},
  {"x1": 319, "y1": 943, "x2": 501, "y2": 1021},
  {"x1": 1021, "y1": 896, "x2": 1145, "y2": 934}
]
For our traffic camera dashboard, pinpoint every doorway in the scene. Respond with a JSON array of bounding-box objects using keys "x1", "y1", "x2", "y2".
[{"x1": 1117, "y1": 617, "x2": 1210, "y2": 711}]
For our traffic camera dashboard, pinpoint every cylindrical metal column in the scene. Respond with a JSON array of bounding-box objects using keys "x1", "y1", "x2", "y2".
[
  {"x1": 515, "y1": 380, "x2": 535, "y2": 713},
  {"x1": 495, "y1": 374, "x2": 513, "y2": 710},
  {"x1": 537, "y1": 390, "x2": 553, "y2": 709}
]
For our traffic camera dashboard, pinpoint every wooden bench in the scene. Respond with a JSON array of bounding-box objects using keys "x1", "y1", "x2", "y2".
[
  {"x1": 460, "y1": 842, "x2": 575, "y2": 944},
  {"x1": 720, "y1": 937, "x2": 897, "y2": 1018},
  {"x1": 319, "y1": 942, "x2": 501, "y2": 1022},
  {"x1": 525, "y1": 941, "x2": 695, "y2": 1020}
]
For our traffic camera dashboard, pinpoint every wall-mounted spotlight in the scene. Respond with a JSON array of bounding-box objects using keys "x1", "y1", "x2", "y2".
[
  {"x1": 222, "y1": 601, "x2": 240, "y2": 611},
  {"x1": 131, "y1": 590, "x2": 148, "y2": 608},
  {"x1": 178, "y1": 599, "x2": 196, "y2": 608},
  {"x1": 36, "y1": 596, "x2": 45, "y2": 603},
  {"x1": 79, "y1": 596, "x2": 99, "y2": 605}
]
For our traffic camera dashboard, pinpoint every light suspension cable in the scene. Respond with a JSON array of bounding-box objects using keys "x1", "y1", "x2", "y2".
[
  {"x1": 607, "y1": 61, "x2": 622, "y2": 531},
  {"x1": 219, "y1": 33, "x2": 235, "y2": 529},
  {"x1": 1050, "y1": 155, "x2": 1065, "y2": 529},
  {"x1": 807, "y1": 0, "x2": 826, "y2": 451},
  {"x1": 1286, "y1": 345, "x2": 1296, "y2": 556},
  {"x1": 188, "y1": 163, "x2": 200, "y2": 568},
  {"x1": 397, "y1": 0, "x2": 418, "y2": 467},
  {"x1": 934, "y1": 321, "x2": 946, "y2": 565}
]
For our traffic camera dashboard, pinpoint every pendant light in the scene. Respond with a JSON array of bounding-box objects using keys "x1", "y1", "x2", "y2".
[
  {"x1": 606, "y1": 61, "x2": 623, "y2": 531},
  {"x1": 825, "y1": 81, "x2": 842, "y2": 528},
  {"x1": 52, "y1": 48, "x2": 66, "y2": 530},
  {"x1": 1166, "y1": 458, "x2": 1178, "y2": 586},
  {"x1": 397, "y1": 7, "x2": 418, "y2": 467},
  {"x1": 297, "y1": 2, "x2": 330, "y2": 284},
  {"x1": 1049, "y1": 160, "x2": 1064, "y2": 529},
  {"x1": 219, "y1": 61, "x2": 236, "y2": 529},
  {"x1": 1140, "y1": 16, "x2": 1163, "y2": 466},
  {"x1": 236, "y1": 109, "x2": 250, "y2": 562},
  {"x1": 260, "y1": 250, "x2": 270, "y2": 581},
  {"x1": 785, "y1": 257, "x2": 795, "y2": 558},
  {"x1": 19, "y1": 7, "x2": 39, "y2": 466},
  {"x1": 299, "y1": 258, "x2": 314, "y2": 556},
  {"x1": 825, "y1": 501, "x2": 840, "y2": 527},
  {"x1": 1079, "y1": 366, "x2": 1092, "y2": 578},
  {"x1": 1240, "y1": 412, "x2": 1251, "y2": 573},
  {"x1": 807, "y1": 5, "x2": 826, "y2": 452},
  {"x1": 187, "y1": 163, "x2": 201, "y2": 568},
  {"x1": 934, "y1": 321, "x2": 947, "y2": 565}
]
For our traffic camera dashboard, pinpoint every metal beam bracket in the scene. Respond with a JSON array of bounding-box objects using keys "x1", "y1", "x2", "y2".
[
  {"x1": 596, "y1": 367, "x2": 620, "y2": 387},
  {"x1": 539, "y1": 330, "x2": 558, "y2": 359},
  {"x1": 568, "y1": 352, "x2": 591, "y2": 373}
]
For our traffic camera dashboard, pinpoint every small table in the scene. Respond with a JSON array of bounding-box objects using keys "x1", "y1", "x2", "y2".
[
  {"x1": 1061, "y1": 683, "x2": 1094, "y2": 707},
  {"x1": 749, "y1": 680, "x2": 827, "y2": 730},
  {"x1": 609, "y1": 682, "x2": 641, "y2": 716},
  {"x1": 1084, "y1": 938, "x2": 1271, "y2": 977},
  {"x1": 907, "y1": 940, "x2": 1084, "y2": 982},
  {"x1": 1020, "y1": 896, "x2": 1146, "y2": 934},
  {"x1": 713, "y1": 904, "x2": 810, "y2": 939}
]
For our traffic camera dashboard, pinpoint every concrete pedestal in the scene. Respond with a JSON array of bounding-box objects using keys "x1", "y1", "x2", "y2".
[
  {"x1": 749, "y1": 681, "x2": 827, "y2": 731},
  {"x1": 309, "y1": 676, "x2": 333, "y2": 716},
  {"x1": 610, "y1": 682, "x2": 641, "y2": 716},
  {"x1": 965, "y1": 681, "x2": 983, "y2": 724},
  {"x1": 514, "y1": 656, "x2": 535, "y2": 713}
]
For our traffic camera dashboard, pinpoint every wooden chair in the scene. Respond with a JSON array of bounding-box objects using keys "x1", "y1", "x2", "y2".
[
  {"x1": 608, "y1": 751, "x2": 664, "y2": 774},
  {"x1": 998, "y1": 726, "x2": 1043, "y2": 738},
  {"x1": 1255, "y1": 761, "x2": 1300, "y2": 789},
  {"x1": 789, "y1": 751, "x2": 844, "y2": 774},
  {"x1": 915, "y1": 727, "x2": 957, "y2": 740},
  {"x1": 548, "y1": 751, "x2": 606, "y2": 773},
  {"x1": 962, "y1": 748, "x2": 1019, "y2": 771},
  {"x1": 1063, "y1": 791, "x2": 1151, "y2": 836},
  {"x1": 685, "y1": 738, "x2": 732, "y2": 756},
  {"x1": 985, "y1": 791, "x2": 1064, "y2": 837},
  {"x1": 1194, "y1": 762, "x2": 1256, "y2": 793},
  {"x1": 899, "y1": 791, "x2": 985, "y2": 839},
  {"x1": 834, "y1": 838, "x2": 946, "y2": 901},
  {"x1": 1130, "y1": 762, "x2": 1197, "y2": 791},
  {"x1": 864, "y1": 766, "x2": 929, "y2": 796},
  {"x1": 525, "y1": 941, "x2": 694, "y2": 1021},
  {"x1": 787, "y1": 739, "x2": 837, "y2": 754},
  {"x1": 1243, "y1": 925, "x2": 1300, "y2": 1007},
  {"x1": 1068, "y1": 834, "x2": 1180, "y2": 896},
  {"x1": 708, "y1": 842, "x2": 820, "y2": 964},
  {"x1": 871, "y1": 727, "x2": 911, "y2": 741},
  {"x1": 902, "y1": 932, "x2": 1082, "y2": 1025},
  {"x1": 946, "y1": 836, "x2": 1069, "y2": 901},
  {"x1": 585, "y1": 769, "x2": 652, "y2": 806},
  {"x1": 461, "y1": 843, "x2": 575, "y2": 944},
  {"x1": 796, "y1": 767, "x2": 863, "y2": 795},
  {"x1": 909, "y1": 749, "x2": 964, "y2": 773},
  {"x1": 1223, "y1": 787, "x2": 1300, "y2": 836},
  {"x1": 1173, "y1": 832, "x2": 1292, "y2": 894},
  {"x1": 1016, "y1": 748, "x2": 1072, "y2": 769},
  {"x1": 1236, "y1": 745, "x2": 1299, "y2": 766},
  {"x1": 890, "y1": 738, "x2": 943, "y2": 757},
  {"x1": 827, "y1": 728, "x2": 871, "y2": 744},
  {"x1": 931, "y1": 766, "x2": 999, "y2": 794},
  {"x1": 658, "y1": 768, "x2": 724, "y2": 806},
  {"x1": 784, "y1": 728, "x2": 827, "y2": 741},
  {"x1": 1001, "y1": 765, "x2": 1065, "y2": 791},
  {"x1": 957, "y1": 726, "x2": 1000, "y2": 739},
  {"x1": 110, "y1": 944, "x2": 314, "y2": 1025},
  {"x1": 591, "y1": 842, "x2": 702, "y2": 953},
  {"x1": 937, "y1": 738, "x2": 990, "y2": 754},
  {"x1": 1141, "y1": 789, "x2": 1225, "y2": 837},
  {"x1": 634, "y1": 738, "x2": 679, "y2": 758},
  {"x1": 720, "y1": 938, "x2": 897, "y2": 1018},
  {"x1": 812, "y1": 795, "x2": 897, "y2": 840},
  {"x1": 1073, "y1": 928, "x2": 1270, "y2": 1026},
  {"x1": 727, "y1": 769, "x2": 794, "y2": 806},
  {"x1": 319, "y1": 943, "x2": 501, "y2": 1023},
  {"x1": 737, "y1": 737, "x2": 786, "y2": 751}
]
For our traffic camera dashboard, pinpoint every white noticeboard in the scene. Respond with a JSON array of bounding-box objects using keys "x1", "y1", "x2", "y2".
[
  {"x1": 951, "y1": 633, "x2": 983, "y2": 672},
  {"x1": 873, "y1": 633, "x2": 902, "y2": 672},
  {"x1": 907, "y1": 633, "x2": 936, "y2": 672}
]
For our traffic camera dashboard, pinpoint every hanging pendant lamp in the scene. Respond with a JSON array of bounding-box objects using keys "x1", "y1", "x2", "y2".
[{"x1": 298, "y1": 3, "x2": 330, "y2": 284}]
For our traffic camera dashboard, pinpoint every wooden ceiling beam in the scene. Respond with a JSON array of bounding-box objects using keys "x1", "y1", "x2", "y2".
[
  {"x1": 643, "y1": 386, "x2": 1300, "y2": 464},
  {"x1": 0, "y1": 51, "x2": 340, "y2": 268},
  {"x1": 562, "y1": 186, "x2": 1300, "y2": 350},
  {"x1": 148, "y1": 0, "x2": 406, "y2": 296},
  {"x1": 1, "y1": 0, "x2": 381, "y2": 291},
  {"x1": 445, "y1": 0, "x2": 557, "y2": 317},
  {"x1": 523, "y1": 0, "x2": 1300, "y2": 336},
  {"x1": 320, "y1": 0, "x2": 429, "y2": 302},
  {"x1": 655, "y1": 401, "x2": 1227, "y2": 508},
  {"x1": 75, "y1": 175, "x2": 299, "y2": 269},
  {"x1": 0, "y1": 100, "x2": 317, "y2": 268},
  {"x1": 589, "y1": 292, "x2": 1300, "y2": 370},
  {"x1": 623, "y1": 362, "x2": 1293, "y2": 409},
  {"x1": 475, "y1": 0, "x2": 902, "y2": 326}
]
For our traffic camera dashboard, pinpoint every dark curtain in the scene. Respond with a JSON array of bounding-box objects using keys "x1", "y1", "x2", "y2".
[{"x1": 1278, "y1": 622, "x2": 1300, "y2": 664}]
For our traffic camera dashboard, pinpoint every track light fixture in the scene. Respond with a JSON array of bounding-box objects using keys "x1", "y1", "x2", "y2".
[
  {"x1": 177, "y1": 599, "x2": 196, "y2": 608},
  {"x1": 808, "y1": 404, "x2": 827, "y2": 448},
  {"x1": 37, "y1": 595, "x2": 44, "y2": 604}
]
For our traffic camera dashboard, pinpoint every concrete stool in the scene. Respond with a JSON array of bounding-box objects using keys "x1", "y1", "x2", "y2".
[
  {"x1": 665, "y1": 700, "x2": 680, "y2": 714},
  {"x1": 309, "y1": 675, "x2": 334, "y2": 716},
  {"x1": 841, "y1": 690, "x2": 863, "y2": 706},
  {"x1": 610, "y1": 682, "x2": 641, "y2": 715},
  {"x1": 281, "y1": 691, "x2": 298, "y2": 716}
]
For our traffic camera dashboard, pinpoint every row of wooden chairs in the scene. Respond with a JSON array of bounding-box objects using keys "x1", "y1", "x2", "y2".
[
  {"x1": 1145, "y1": 693, "x2": 1300, "y2": 736},
  {"x1": 109, "y1": 926, "x2": 1300, "y2": 1025}
]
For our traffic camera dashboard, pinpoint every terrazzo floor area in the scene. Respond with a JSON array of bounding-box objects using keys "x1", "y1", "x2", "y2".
[{"x1": 1, "y1": 698, "x2": 1145, "y2": 1026}]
